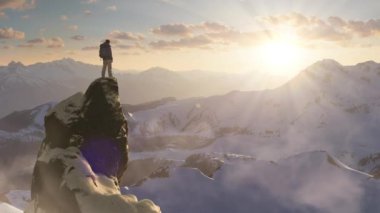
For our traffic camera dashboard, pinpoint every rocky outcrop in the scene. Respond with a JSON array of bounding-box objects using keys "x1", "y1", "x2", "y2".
[
  {"x1": 25, "y1": 78, "x2": 160, "y2": 213},
  {"x1": 121, "y1": 158, "x2": 175, "y2": 187},
  {"x1": 182, "y1": 153, "x2": 223, "y2": 178}
]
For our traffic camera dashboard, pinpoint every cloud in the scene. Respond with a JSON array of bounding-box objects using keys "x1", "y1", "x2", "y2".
[
  {"x1": 151, "y1": 22, "x2": 231, "y2": 37},
  {"x1": 200, "y1": 22, "x2": 230, "y2": 32},
  {"x1": 67, "y1": 25, "x2": 79, "y2": 31},
  {"x1": 259, "y1": 12, "x2": 380, "y2": 43},
  {"x1": 159, "y1": 0, "x2": 175, "y2": 4},
  {"x1": 27, "y1": 38, "x2": 44, "y2": 44},
  {"x1": 71, "y1": 35, "x2": 85, "y2": 41},
  {"x1": 0, "y1": 44, "x2": 12, "y2": 49},
  {"x1": 150, "y1": 35, "x2": 213, "y2": 50},
  {"x1": 84, "y1": 10, "x2": 92, "y2": 16},
  {"x1": 149, "y1": 22, "x2": 269, "y2": 50},
  {"x1": 152, "y1": 24, "x2": 193, "y2": 37},
  {"x1": 0, "y1": 27, "x2": 25, "y2": 40},
  {"x1": 23, "y1": 36, "x2": 65, "y2": 48},
  {"x1": 17, "y1": 43, "x2": 34, "y2": 48},
  {"x1": 82, "y1": 0, "x2": 96, "y2": 4},
  {"x1": 0, "y1": 0, "x2": 36, "y2": 10},
  {"x1": 60, "y1": 15, "x2": 68, "y2": 21},
  {"x1": 47, "y1": 37, "x2": 64, "y2": 48},
  {"x1": 82, "y1": 46, "x2": 98, "y2": 51},
  {"x1": 21, "y1": 15, "x2": 29, "y2": 19},
  {"x1": 106, "y1": 5, "x2": 117, "y2": 11},
  {"x1": 115, "y1": 43, "x2": 145, "y2": 51},
  {"x1": 108, "y1": 31, "x2": 145, "y2": 41},
  {"x1": 0, "y1": 11, "x2": 6, "y2": 18}
]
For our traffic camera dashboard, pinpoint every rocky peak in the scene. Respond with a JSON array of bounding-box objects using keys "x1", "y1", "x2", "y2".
[
  {"x1": 312, "y1": 59, "x2": 342, "y2": 68},
  {"x1": 53, "y1": 57, "x2": 77, "y2": 64},
  {"x1": 7, "y1": 61, "x2": 26, "y2": 72},
  {"x1": 26, "y1": 77, "x2": 160, "y2": 213},
  {"x1": 140, "y1": 67, "x2": 180, "y2": 78}
]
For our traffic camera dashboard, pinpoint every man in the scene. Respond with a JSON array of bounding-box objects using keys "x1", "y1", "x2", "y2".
[{"x1": 99, "y1": 39, "x2": 113, "y2": 78}]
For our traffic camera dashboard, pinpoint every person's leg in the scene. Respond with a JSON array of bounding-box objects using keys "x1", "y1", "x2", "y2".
[
  {"x1": 101, "y1": 60, "x2": 107, "y2": 78},
  {"x1": 107, "y1": 60, "x2": 113, "y2": 77}
]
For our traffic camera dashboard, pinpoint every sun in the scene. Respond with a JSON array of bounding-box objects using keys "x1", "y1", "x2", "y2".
[{"x1": 258, "y1": 38, "x2": 304, "y2": 76}]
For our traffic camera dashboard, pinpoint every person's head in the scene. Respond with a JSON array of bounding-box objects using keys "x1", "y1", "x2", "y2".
[{"x1": 105, "y1": 39, "x2": 110, "y2": 44}]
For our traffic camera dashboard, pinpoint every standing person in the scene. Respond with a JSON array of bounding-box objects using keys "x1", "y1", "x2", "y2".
[{"x1": 99, "y1": 39, "x2": 113, "y2": 78}]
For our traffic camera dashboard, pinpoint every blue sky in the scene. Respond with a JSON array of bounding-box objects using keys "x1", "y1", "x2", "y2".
[{"x1": 2, "y1": 0, "x2": 380, "y2": 76}]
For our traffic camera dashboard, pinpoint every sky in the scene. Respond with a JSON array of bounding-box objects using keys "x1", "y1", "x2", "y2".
[{"x1": 1, "y1": 0, "x2": 380, "y2": 76}]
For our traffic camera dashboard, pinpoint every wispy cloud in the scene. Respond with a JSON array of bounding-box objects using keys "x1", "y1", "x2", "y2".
[
  {"x1": 259, "y1": 12, "x2": 380, "y2": 43},
  {"x1": 81, "y1": 46, "x2": 98, "y2": 51},
  {"x1": 0, "y1": 27, "x2": 25, "y2": 40},
  {"x1": 151, "y1": 22, "x2": 231, "y2": 37},
  {"x1": 106, "y1": 5, "x2": 117, "y2": 11},
  {"x1": 83, "y1": 10, "x2": 92, "y2": 16},
  {"x1": 23, "y1": 36, "x2": 65, "y2": 48},
  {"x1": 115, "y1": 43, "x2": 145, "y2": 50},
  {"x1": 81, "y1": 0, "x2": 96, "y2": 4},
  {"x1": 149, "y1": 22, "x2": 267, "y2": 50},
  {"x1": 152, "y1": 24, "x2": 193, "y2": 37},
  {"x1": 71, "y1": 35, "x2": 85, "y2": 41},
  {"x1": 0, "y1": 11, "x2": 6, "y2": 18},
  {"x1": 17, "y1": 43, "x2": 34, "y2": 48},
  {"x1": 60, "y1": 15, "x2": 68, "y2": 21},
  {"x1": 150, "y1": 35, "x2": 213, "y2": 50},
  {"x1": 67, "y1": 25, "x2": 79, "y2": 31},
  {"x1": 0, "y1": 0, "x2": 36, "y2": 10},
  {"x1": 0, "y1": 44, "x2": 12, "y2": 49},
  {"x1": 27, "y1": 38, "x2": 44, "y2": 44},
  {"x1": 108, "y1": 31, "x2": 144, "y2": 41},
  {"x1": 47, "y1": 37, "x2": 65, "y2": 48}
]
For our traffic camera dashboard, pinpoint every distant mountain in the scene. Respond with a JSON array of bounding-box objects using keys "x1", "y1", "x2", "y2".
[
  {"x1": 0, "y1": 59, "x2": 97, "y2": 118},
  {"x1": 0, "y1": 58, "x2": 282, "y2": 117}
]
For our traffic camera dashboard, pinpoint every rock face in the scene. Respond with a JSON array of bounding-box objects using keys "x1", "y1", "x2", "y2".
[
  {"x1": 182, "y1": 153, "x2": 223, "y2": 178},
  {"x1": 26, "y1": 78, "x2": 160, "y2": 213}
]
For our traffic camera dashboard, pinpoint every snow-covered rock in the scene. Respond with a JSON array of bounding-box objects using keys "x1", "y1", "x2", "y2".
[
  {"x1": 26, "y1": 77, "x2": 160, "y2": 213},
  {"x1": 0, "y1": 203, "x2": 22, "y2": 213},
  {"x1": 182, "y1": 153, "x2": 223, "y2": 178},
  {"x1": 5, "y1": 190, "x2": 30, "y2": 210}
]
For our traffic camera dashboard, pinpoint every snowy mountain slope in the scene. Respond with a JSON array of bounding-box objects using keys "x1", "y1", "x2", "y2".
[
  {"x1": 127, "y1": 151, "x2": 380, "y2": 213},
  {"x1": 4, "y1": 151, "x2": 376, "y2": 213},
  {"x1": 4, "y1": 190, "x2": 30, "y2": 210},
  {"x1": 0, "y1": 97, "x2": 176, "y2": 143},
  {"x1": 126, "y1": 59, "x2": 380, "y2": 170},
  {"x1": 0, "y1": 103, "x2": 54, "y2": 132},
  {"x1": 0, "y1": 103, "x2": 54, "y2": 142}
]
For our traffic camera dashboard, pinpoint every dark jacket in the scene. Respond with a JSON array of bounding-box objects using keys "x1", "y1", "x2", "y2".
[{"x1": 99, "y1": 42, "x2": 113, "y2": 60}]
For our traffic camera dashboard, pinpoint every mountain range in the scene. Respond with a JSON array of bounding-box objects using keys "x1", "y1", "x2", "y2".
[
  {"x1": 0, "y1": 58, "x2": 283, "y2": 117},
  {"x1": 2, "y1": 59, "x2": 380, "y2": 212}
]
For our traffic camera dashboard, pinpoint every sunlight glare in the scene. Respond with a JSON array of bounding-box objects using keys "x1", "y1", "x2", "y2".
[{"x1": 257, "y1": 36, "x2": 304, "y2": 76}]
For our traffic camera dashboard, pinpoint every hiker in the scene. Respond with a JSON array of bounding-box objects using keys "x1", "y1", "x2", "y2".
[{"x1": 99, "y1": 39, "x2": 113, "y2": 78}]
